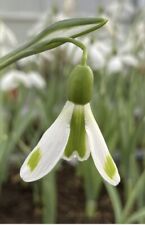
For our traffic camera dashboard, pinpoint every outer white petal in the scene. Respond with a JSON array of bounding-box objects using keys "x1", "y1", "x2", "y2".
[
  {"x1": 88, "y1": 46, "x2": 105, "y2": 70},
  {"x1": 122, "y1": 54, "x2": 138, "y2": 67},
  {"x1": 84, "y1": 104, "x2": 120, "y2": 186},
  {"x1": 27, "y1": 72, "x2": 46, "y2": 89},
  {"x1": 20, "y1": 101, "x2": 74, "y2": 182},
  {"x1": 107, "y1": 56, "x2": 123, "y2": 74},
  {"x1": 0, "y1": 70, "x2": 29, "y2": 91}
]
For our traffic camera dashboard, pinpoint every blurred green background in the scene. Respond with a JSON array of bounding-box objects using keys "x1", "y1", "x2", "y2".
[{"x1": 1, "y1": 0, "x2": 145, "y2": 223}]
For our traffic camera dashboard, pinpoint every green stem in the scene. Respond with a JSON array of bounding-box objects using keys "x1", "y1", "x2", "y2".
[
  {"x1": 48, "y1": 37, "x2": 87, "y2": 65},
  {"x1": 0, "y1": 37, "x2": 87, "y2": 71}
]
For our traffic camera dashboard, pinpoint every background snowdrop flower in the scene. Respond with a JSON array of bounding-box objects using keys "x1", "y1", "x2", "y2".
[
  {"x1": 39, "y1": 51, "x2": 54, "y2": 62},
  {"x1": 0, "y1": 70, "x2": 29, "y2": 91},
  {"x1": 18, "y1": 55, "x2": 37, "y2": 67},
  {"x1": 0, "y1": 70, "x2": 46, "y2": 91},
  {"x1": 68, "y1": 46, "x2": 82, "y2": 65},
  {"x1": 88, "y1": 44, "x2": 106, "y2": 70},
  {"x1": 27, "y1": 72, "x2": 46, "y2": 89},
  {"x1": 122, "y1": 55, "x2": 138, "y2": 67},
  {"x1": 107, "y1": 56, "x2": 123, "y2": 74},
  {"x1": 107, "y1": 53, "x2": 138, "y2": 74},
  {"x1": 20, "y1": 64, "x2": 120, "y2": 186}
]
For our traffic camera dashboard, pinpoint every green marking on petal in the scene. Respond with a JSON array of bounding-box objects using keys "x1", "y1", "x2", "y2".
[
  {"x1": 104, "y1": 155, "x2": 116, "y2": 179},
  {"x1": 64, "y1": 105, "x2": 87, "y2": 159},
  {"x1": 27, "y1": 147, "x2": 41, "y2": 171}
]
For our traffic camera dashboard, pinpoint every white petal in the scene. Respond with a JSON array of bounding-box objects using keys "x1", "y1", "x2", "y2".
[
  {"x1": 107, "y1": 56, "x2": 123, "y2": 74},
  {"x1": 122, "y1": 55, "x2": 138, "y2": 67},
  {"x1": 20, "y1": 101, "x2": 74, "y2": 182},
  {"x1": 27, "y1": 72, "x2": 46, "y2": 89},
  {"x1": 0, "y1": 70, "x2": 29, "y2": 91},
  {"x1": 84, "y1": 104, "x2": 120, "y2": 186},
  {"x1": 88, "y1": 46, "x2": 105, "y2": 70}
]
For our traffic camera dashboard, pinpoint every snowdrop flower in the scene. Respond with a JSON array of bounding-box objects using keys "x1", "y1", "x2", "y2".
[
  {"x1": 0, "y1": 70, "x2": 46, "y2": 91},
  {"x1": 107, "y1": 56, "x2": 123, "y2": 74},
  {"x1": 88, "y1": 43, "x2": 107, "y2": 70},
  {"x1": 107, "y1": 54, "x2": 138, "y2": 74},
  {"x1": 27, "y1": 72, "x2": 46, "y2": 89},
  {"x1": 122, "y1": 55, "x2": 138, "y2": 67},
  {"x1": 20, "y1": 64, "x2": 120, "y2": 186},
  {"x1": 18, "y1": 55, "x2": 37, "y2": 66},
  {"x1": 106, "y1": 37, "x2": 138, "y2": 74},
  {"x1": 0, "y1": 70, "x2": 29, "y2": 91}
]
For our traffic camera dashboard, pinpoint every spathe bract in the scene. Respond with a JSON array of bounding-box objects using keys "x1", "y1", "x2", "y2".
[{"x1": 0, "y1": 18, "x2": 107, "y2": 70}]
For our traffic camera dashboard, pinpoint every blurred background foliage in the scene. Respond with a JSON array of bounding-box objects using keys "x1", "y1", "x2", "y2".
[{"x1": 1, "y1": 0, "x2": 145, "y2": 223}]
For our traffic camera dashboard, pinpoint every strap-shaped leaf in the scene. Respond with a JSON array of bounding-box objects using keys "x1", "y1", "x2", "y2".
[
  {"x1": 26, "y1": 17, "x2": 108, "y2": 46},
  {"x1": 0, "y1": 17, "x2": 107, "y2": 70}
]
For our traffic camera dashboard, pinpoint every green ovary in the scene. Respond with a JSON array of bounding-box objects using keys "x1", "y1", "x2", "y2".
[
  {"x1": 27, "y1": 147, "x2": 41, "y2": 171},
  {"x1": 104, "y1": 155, "x2": 116, "y2": 179},
  {"x1": 67, "y1": 65, "x2": 94, "y2": 105},
  {"x1": 64, "y1": 105, "x2": 87, "y2": 159}
]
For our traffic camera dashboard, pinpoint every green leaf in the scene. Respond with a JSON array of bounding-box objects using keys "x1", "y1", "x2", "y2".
[
  {"x1": 105, "y1": 184, "x2": 122, "y2": 223},
  {"x1": 0, "y1": 108, "x2": 37, "y2": 183},
  {"x1": 122, "y1": 170, "x2": 145, "y2": 222},
  {"x1": 125, "y1": 208, "x2": 145, "y2": 224},
  {"x1": 41, "y1": 172, "x2": 57, "y2": 223},
  {"x1": 28, "y1": 17, "x2": 108, "y2": 46},
  {"x1": 0, "y1": 17, "x2": 107, "y2": 70},
  {"x1": 79, "y1": 159, "x2": 102, "y2": 218}
]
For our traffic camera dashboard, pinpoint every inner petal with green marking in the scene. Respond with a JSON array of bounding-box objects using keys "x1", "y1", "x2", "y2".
[
  {"x1": 64, "y1": 105, "x2": 87, "y2": 160},
  {"x1": 27, "y1": 147, "x2": 42, "y2": 171}
]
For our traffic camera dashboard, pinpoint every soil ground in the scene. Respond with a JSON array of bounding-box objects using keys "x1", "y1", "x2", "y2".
[{"x1": 0, "y1": 163, "x2": 114, "y2": 223}]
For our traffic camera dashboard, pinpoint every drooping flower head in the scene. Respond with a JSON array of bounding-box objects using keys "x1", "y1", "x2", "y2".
[{"x1": 20, "y1": 63, "x2": 120, "y2": 186}]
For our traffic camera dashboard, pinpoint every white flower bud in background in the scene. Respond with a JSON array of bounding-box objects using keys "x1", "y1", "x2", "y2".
[
  {"x1": 26, "y1": 72, "x2": 46, "y2": 89},
  {"x1": 107, "y1": 56, "x2": 123, "y2": 74},
  {"x1": 0, "y1": 70, "x2": 29, "y2": 91},
  {"x1": 122, "y1": 55, "x2": 138, "y2": 67},
  {"x1": 18, "y1": 55, "x2": 37, "y2": 67},
  {"x1": 0, "y1": 70, "x2": 46, "y2": 91}
]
